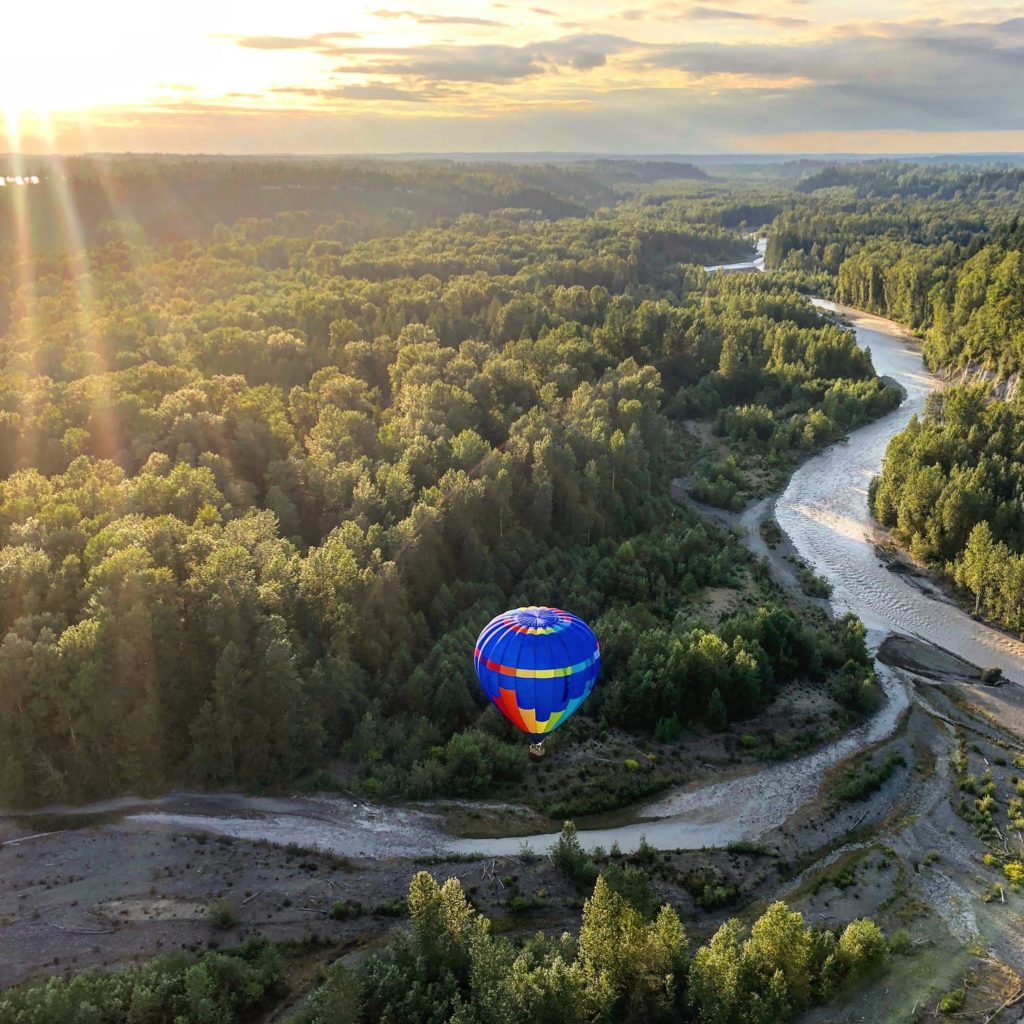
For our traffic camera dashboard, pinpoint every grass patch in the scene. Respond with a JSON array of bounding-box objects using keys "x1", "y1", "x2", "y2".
[{"x1": 835, "y1": 752, "x2": 906, "y2": 802}]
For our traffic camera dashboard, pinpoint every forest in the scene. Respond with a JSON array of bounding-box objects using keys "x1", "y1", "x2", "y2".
[
  {"x1": 757, "y1": 161, "x2": 1024, "y2": 635},
  {"x1": 0, "y1": 158, "x2": 893, "y2": 808},
  {"x1": 871, "y1": 385, "x2": 1024, "y2": 632},
  {"x1": 764, "y1": 162, "x2": 1024, "y2": 374}
]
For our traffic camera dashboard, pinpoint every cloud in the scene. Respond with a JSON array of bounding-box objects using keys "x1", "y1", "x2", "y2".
[
  {"x1": 273, "y1": 83, "x2": 440, "y2": 102},
  {"x1": 627, "y1": 18, "x2": 1024, "y2": 132},
  {"x1": 216, "y1": 15, "x2": 1024, "y2": 147},
  {"x1": 330, "y1": 34, "x2": 630, "y2": 83},
  {"x1": 236, "y1": 32, "x2": 361, "y2": 50},
  {"x1": 621, "y1": 2, "x2": 807, "y2": 25},
  {"x1": 369, "y1": 8, "x2": 505, "y2": 26},
  {"x1": 687, "y1": 5, "x2": 808, "y2": 25},
  {"x1": 688, "y1": 6, "x2": 759, "y2": 19}
]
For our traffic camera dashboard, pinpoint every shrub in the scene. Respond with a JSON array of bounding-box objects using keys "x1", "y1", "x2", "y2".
[
  {"x1": 601, "y1": 863, "x2": 656, "y2": 918},
  {"x1": 938, "y1": 987, "x2": 966, "y2": 1014},
  {"x1": 0, "y1": 940, "x2": 285, "y2": 1023},
  {"x1": 209, "y1": 899, "x2": 238, "y2": 930},
  {"x1": 1003, "y1": 861, "x2": 1024, "y2": 887},
  {"x1": 551, "y1": 821, "x2": 597, "y2": 886},
  {"x1": 835, "y1": 752, "x2": 905, "y2": 802},
  {"x1": 837, "y1": 918, "x2": 888, "y2": 977},
  {"x1": 654, "y1": 715, "x2": 682, "y2": 743},
  {"x1": 329, "y1": 899, "x2": 364, "y2": 920}
]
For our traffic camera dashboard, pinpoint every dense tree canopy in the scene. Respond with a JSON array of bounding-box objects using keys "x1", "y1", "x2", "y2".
[
  {"x1": 0, "y1": 160, "x2": 889, "y2": 807},
  {"x1": 871, "y1": 385, "x2": 1024, "y2": 633}
]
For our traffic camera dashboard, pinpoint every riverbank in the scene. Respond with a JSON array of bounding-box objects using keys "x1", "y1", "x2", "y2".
[{"x1": 776, "y1": 300, "x2": 1024, "y2": 685}]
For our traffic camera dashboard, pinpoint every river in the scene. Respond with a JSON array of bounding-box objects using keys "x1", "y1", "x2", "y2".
[
  {"x1": 119, "y1": 293, "x2": 1024, "y2": 857},
  {"x1": 779, "y1": 301, "x2": 1024, "y2": 685}
]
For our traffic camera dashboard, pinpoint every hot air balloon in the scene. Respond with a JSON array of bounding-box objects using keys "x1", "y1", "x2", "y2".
[{"x1": 473, "y1": 606, "x2": 600, "y2": 755}]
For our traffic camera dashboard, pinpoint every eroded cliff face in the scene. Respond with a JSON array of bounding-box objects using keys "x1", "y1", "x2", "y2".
[{"x1": 938, "y1": 361, "x2": 1020, "y2": 401}]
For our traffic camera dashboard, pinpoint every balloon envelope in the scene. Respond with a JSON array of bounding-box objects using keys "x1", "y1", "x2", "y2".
[{"x1": 474, "y1": 606, "x2": 600, "y2": 739}]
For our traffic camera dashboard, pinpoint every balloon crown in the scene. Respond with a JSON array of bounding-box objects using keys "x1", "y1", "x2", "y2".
[{"x1": 512, "y1": 606, "x2": 560, "y2": 628}]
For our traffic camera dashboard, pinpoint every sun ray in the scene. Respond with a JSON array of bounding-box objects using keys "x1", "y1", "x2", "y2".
[
  {"x1": 3, "y1": 109, "x2": 44, "y2": 473},
  {"x1": 38, "y1": 112, "x2": 130, "y2": 467}
]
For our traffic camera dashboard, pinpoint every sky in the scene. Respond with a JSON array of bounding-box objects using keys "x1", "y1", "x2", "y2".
[{"x1": 3, "y1": 0, "x2": 1024, "y2": 155}]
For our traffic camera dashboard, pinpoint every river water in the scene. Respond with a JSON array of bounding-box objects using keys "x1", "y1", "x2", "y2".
[
  {"x1": 703, "y1": 236, "x2": 766, "y2": 273},
  {"x1": 124, "y1": 294, "x2": 1024, "y2": 856},
  {"x1": 779, "y1": 301, "x2": 1024, "y2": 685}
]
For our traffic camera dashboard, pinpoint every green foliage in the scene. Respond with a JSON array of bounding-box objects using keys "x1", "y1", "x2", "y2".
[
  {"x1": 209, "y1": 897, "x2": 239, "y2": 930},
  {"x1": 687, "y1": 901, "x2": 886, "y2": 1024},
  {"x1": 834, "y1": 752, "x2": 906, "y2": 802},
  {"x1": 0, "y1": 162, "x2": 886, "y2": 808},
  {"x1": 330, "y1": 899, "x2": 365, "y2": 920},
  {"x1": 1003, "y1": 860, "x2": 1024, "y2": 888},
  {"x1": 286, "y1": 963, "x2": 363, "y2": 1024},
  {"x1": 600, "y1": 862, "x2": 657, "y2": 918},
  {"x1": 0, "y1": 939, "x2": 284, "y2": 1024},
  {"x1": 938, "y1": 987, "x2": 966, "y2": 1014},
  {"x1": 601, "y1": 601, "x2": 870, "y2": 740},
  {"x1": 551, "y1": 821, "x2": 597, "y2": 887},
  {"x1": 8, "y1": 866, "x2": 891, "y2": 1024},
  {"x1": 579, "y1": 876, "x2": 688, "y2": 1022},
  {"x1": 872, "y1": 385, "x2": 1024, "y2": 635},
  {"x1": 837, "y1": 918, "x2": 888, "y2": 978}
]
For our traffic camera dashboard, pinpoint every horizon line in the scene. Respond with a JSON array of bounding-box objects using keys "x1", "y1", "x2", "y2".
[{"x1": 4, "y1": 150, "x2": 1024, "y2": 161}]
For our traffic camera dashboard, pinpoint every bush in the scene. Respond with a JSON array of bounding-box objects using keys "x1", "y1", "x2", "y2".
[
  {"x1": 551, "y1": 821, "x2": 597, "y2": 886},
  {"x1": 636, "y1": 833, "x2": 657, "y2": 864},
  {"x1": 601, "y1": 863, "x2": 656, "y2": 918},
  {"x1": 1003, "y1": 861, "x2": 1024, "y2": 887},
  {"x1": 654, "y1": 715, "x2": 683, "y2": 743},
  {"x1": 837, "y1": 918, "x2": 888, "y2": 977},
  {"x1": 696, "y1": 884, "x2": 734, "y2": 909},
  {"x1": 938, "y1": 987, "x2": 966, "y2": 1014},
  {"x1": 287, "y1": 962, "x2": 362, "y2": 1024},
  {"x1": 0, "y1": 940, "x2": 284, "y2": 1023},
  {"x1": 835, "y1": 752, "x2": 905, "y2": 802},
  {"x1": 209, "y1": 899, "x2": 239, "y2": 930},
  {"x1": 330, "y1": 899, "x2": 365, "y2": 920}
]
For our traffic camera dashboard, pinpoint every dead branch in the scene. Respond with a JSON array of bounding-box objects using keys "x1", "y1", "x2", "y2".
[
  {"x1": 1, "y1": 830, "x2": 65, "y2": 847},
  {"x1": 982, "y1": 985, "x2": 1024, "y2": 1024}
]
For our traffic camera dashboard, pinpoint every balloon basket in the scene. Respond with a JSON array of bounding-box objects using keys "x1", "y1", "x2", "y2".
[{"x1": 529, "y1": 741, "x2": 546, "y2": 758}]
